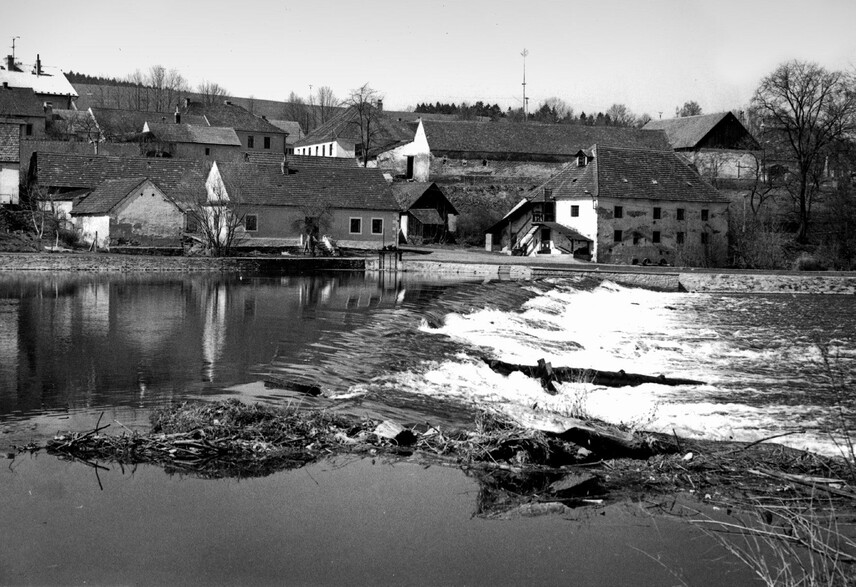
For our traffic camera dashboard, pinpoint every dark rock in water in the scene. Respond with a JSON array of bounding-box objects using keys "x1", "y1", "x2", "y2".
[
  {"x1": 422, "y1": 311, "x2": 446, "y2": 329},
  {"x1": 548, "y1": 473, "x2": 600, "y2": 498}
]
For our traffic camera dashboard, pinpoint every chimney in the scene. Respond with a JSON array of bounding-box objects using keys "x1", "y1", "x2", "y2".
[
  {"x1": 6, "y1": 55, "x2": 14, "y2": 71},
  {"x1": 281, "y1": 154, "x2": 288, "y2": 175},
  {"x1": 2, "y1": 82, "x2": 7, "y2": 89},
  {"x1": 36, "y1": 54, "x2": 42, "y2": 76},
  {"x1": 174, "y1": 105, "x2": 181, "y2": 124}
]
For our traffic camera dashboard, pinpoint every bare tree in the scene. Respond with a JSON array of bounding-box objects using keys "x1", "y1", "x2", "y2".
[
  {"x1": 164, "y1": 68, "x2": 188, "y2": 111},
  {"x1": 636, "y1": 113, "x2": 653, "y2": 128},
  {"x1": 147, "y1": 65, "x2": 167, "y2": 112},
  {"x1": 346, "y1": 83, "x2": 383, "y2": 167},
  {"x1": 676, "y1": 101, "x2": 703, "y2": 117},
  {"x1": 197, "y1": 80, "x2": 230, "y2": 107},
  {"x1": 315, "y1": 86, "x2": 339, "y2": 125},
  {"x1": 752, "y1": 60, "x2": 856, "y2": 242},
  {"x1": 183, "y1": 164, "x2": 248, "y2": 256},
  {"x1": 282, "y1": 91, "x2": 315, "y2": 135},
  {"x1": 605, "y1": 103, "x2": 637, "y2": 127}
]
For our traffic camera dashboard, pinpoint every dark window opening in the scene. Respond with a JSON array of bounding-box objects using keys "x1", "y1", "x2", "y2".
[
  {"x1": 543, "y1": 202, "x2": 555, "y2": 222},
  {"x1": 247, "y1": 135, "x2": 255, "y2": 148},
  {"x1": 614, "y1": 229, "x2": 623, "y2": 243},
  {"x1": 701, "y1": 232, "x2": 709, "y2": 244},
  {"x1": 571, "y1": 205, "x2": 579, "y2": 217},
  {"x1": 701, "y1": 209, "x2": 709, "y2": 221},
  {"x1": 371, "y1": 218, "x2": 383, "y2": 234},
  {"x1": 264, "y1": 136, "x2": 271, "y2": 149},
  {"x1": 676, "y1": 232, "x2": 685, "y2": 244},
  {"x1": 406, "y1": 156, "x2": 414, "y2": 179},
  {"x1": 204, "y1": 147, "x2": 210, "y2": 156},
  {"x1": 350, "y1": 218, "x2": 362, "y2": 234},
  {"x1": 614, "y1": 206, "x2": 623, "y2": 218},
  {"x1": 633, "y1": 233, "x2": 640, "y2": 245},
  {"x1": 25, "y1": 123, "x2": 33, "y2": 136},
  {"x1": 653, "y1": 207, "x2": 661, "y2": 220},
  {"x1": 577, "y1": 154, "x2": 586, "y2": 167},
  {"x1": 653, "y1": 231, "x2": 661, "y2": 243},
  {"x1": 245, "y1": 214, "x2": 258, "y2": 232},
  {"x1": 676, "y1": 208, "x2": 685, "y2": 221}
]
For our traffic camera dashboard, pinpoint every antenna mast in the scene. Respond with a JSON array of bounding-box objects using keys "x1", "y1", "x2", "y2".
[
  {"x1": 11, "y1": 36, "x2": 20, "y2": 60},
  {"x1": 521, "y1": 48, "x2": 529, "y2": 121}
]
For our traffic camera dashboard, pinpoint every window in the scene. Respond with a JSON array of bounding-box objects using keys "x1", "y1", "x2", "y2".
[
  {"x1": 247, "y1": 135, "x2": 255, "y2": 148},
  {"x1": 204, "y1": 147, "x2": 210, "y2": 156},
  {"x1": 633, "y1": 232, "x2": 640, "y2": 245},
  {"x1": 614, "y1": 206, "x2": 623, "y2": 219},
  {"x1": 577, "y1": 154, "x2": 586, "y2": 167},
  {"x1": 676, "y1": 208, "x2": 685, "y2": 221},
  {"x1": 349, "y1": 217, "x2": 362, "y2": 234},
  {"x1": 245, "y1": 214, "x2": 258, "y2": 232},
  {"x1": 543, "y1": 202, "x2": 555, "y2": 222},
  {"x1": 614, "y1": 229, "x2": 623, "y2": 243},
  {"x1": 25, "y1": 123, "x2": 33, "y2": 136},
  {"x1": 676, "y1": 232, "x2": 685, "y2": 244},
  {"x1": 701, "y1": 209, "x2": 709, "y2": 221},
  {"x1": 570, "y1": 205, "x2": 579, "y2": 217},
  {"x1": 652, "y1": 231, "x2": 661, "y2": 243},
  {"x1": 315, "y1": 146, "x2": 319, "y2": 156},
  {"x1": 371, "y1": 218, "x2": 384, "y2": 234},
  {"x1": 653, "y1": 207, "x2": 661, "y2": 220},
  {"x1": 264, "y1": 136, "x2": 271, "y2": 149},
  {"x1": 701, "y1": 232, "x2": 709, "y2": 244}
]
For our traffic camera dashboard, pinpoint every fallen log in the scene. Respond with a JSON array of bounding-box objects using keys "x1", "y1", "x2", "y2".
[
  {"x1": 483, "y1": 357, "x2": 704, "y2": 388},
  {"x1": 263, "y1": 375, "x2": 322, "y2": 396}
]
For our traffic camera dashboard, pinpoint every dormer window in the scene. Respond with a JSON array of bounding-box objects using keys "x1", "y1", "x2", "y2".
[{"x1": 577, "y1": 154, "x2": 587, "y2": 167}]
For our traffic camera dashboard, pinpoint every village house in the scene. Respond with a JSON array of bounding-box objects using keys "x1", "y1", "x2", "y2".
[
  {"x1": 423, "y1": 120, "x2": 671, "y2": 183},
  {"x1": 88, "y1": 106, "x2": 209, "y2": 143},
  {"x1": 0, "y1": 123, "x2": 20, "y2": 204},
  {"x1": 643, "y1": 112, "x2": 761, "y2": 180},
  {"x1": 181, "y1": 99, "x2": 289, "y2": 155},
  {"x1": 0, "y1": 54, "x2": 78, "y2": 109},
  {"x1": 70, "y1": 177, "x2": 188, "y2": 249},
  {"x1": 141, "y1": 122, "x2": 242, "y2": 160},
  {"x1": 391, "y1": 182, "x2": 458, "y2": 243},
  {"x1": 28, "y1": 151, "x2": 208, "y2": 239},
  {"x1": 486, "y1": 144, "x2": 730, "y2": 265},
  {"x1": 206, "y1": 156, "x2": 401, "y2": 250},
  {"x1": 0, "y1": 84, "x2": 47, "y2": 140},
  {"x1": 293, "y1": 104, "x2": 430, "y2": 181}
]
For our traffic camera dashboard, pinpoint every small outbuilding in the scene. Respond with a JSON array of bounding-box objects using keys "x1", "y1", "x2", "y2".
[{"x1": 391, "y1": 182, "x2": 458, "y2": 243}]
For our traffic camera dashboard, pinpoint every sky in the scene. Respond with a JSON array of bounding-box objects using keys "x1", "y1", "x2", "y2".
[{"x1": 7, "y1": 0, "x2": 856, "y2": 118}]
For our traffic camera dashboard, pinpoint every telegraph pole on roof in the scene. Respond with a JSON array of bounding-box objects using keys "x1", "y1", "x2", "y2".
[{"x1": 521, "y1": 48, "x2": 529, "y2": 122}]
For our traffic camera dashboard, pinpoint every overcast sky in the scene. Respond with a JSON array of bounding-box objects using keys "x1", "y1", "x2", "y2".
[{"x1": 8, "y1": 0, "x2": 856, "y2": 117}]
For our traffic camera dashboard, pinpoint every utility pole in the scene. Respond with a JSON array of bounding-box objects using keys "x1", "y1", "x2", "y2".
[
  {"x1": 521, "y1": 48, "x2": 528, "y2": 121},
  {"x1": 11, "y1": 36, "x2": 20, "y2": 60}
]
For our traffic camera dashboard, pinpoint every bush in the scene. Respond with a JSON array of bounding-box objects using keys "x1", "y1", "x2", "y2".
[{"x1": 792, "y1": 252, "x2": 827, "y2": 271}]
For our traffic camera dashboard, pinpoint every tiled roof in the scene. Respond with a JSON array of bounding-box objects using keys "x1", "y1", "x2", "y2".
[
  {"x1": 390, "y1": 182, "x2": 457, "y2": 214},
  {"x1": 0, "y1": 86, "x2": 44, "y2": 118},
  {"x1": 182, "y1": 101, "x2": 285, "y2": 134},
  {"x1": 267, "y1": 119, "x2": 304, "y2": 142},
  {"x1": 242, "y1": 152, "x2": 360, "y2": 168},
  {"x1": 33, "y1": 152, "x2": 208, "y2": 202},
  {"x1": 295, "y1": 105, "x2": 415, "y2": 156},
  {"x1": 90, "y1": 107, "x2": 208, "y2": 139},
  {"x1": 422, "y1": 120, "x2": 671, "y2": 157},
  {"x1": 643, "y1": 112, "x2": 741, "y2": 150},
  {"x1": 0, "y1": 123, "x2": 20, "y2": 161},
  {"x1": 0, "y1": 66, "x2": 78, "y2": 97},
  {"x1": 216, "y1": 160, "x2": 399, "y2": 211},
  {"x1": 409, "y1": 208, "x2": 444, "y2": 225},
  {"x1": 143, "y1": 122, "x2": 241, "y2": 146},
  {"x1": 20, "y1": 140, "x2": 140, "y2": 172},
  {"x1": 532, "y1": 144, "x2": 728, "y2": 203},
  {"x1": 71, "y1": 177, "x2": 148, "y2": 215}
]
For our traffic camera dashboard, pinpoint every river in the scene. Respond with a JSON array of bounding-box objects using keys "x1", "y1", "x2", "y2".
[{"x1": 1, "y1": 270, "x2": 853, "y2": 585}]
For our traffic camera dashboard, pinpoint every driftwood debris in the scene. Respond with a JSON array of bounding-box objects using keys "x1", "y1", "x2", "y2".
[
  {"x1": 264, "y1": 375, "x2": 322, "y2": 396},
  {"x1": 483, "y1": 357, "x2": 704, "y2": 389}
]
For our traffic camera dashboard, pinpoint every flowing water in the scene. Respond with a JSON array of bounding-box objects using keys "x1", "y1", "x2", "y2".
[
  {"x1": 2, "y1": 270, "x2": 852, "y2": 585},
  {"x1": 1, "y1": 271, "x2": 854, "y2": 456}
]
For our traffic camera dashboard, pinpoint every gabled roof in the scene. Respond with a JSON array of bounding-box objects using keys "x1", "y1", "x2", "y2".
[
  {"x1": 143, "y1": 122, "x2": 241, "y2": 146},
  {"x1": 71, "y1": 177, "x2": 149, "y2": 215},
  {"x1": 294, "y1": 104, "x2": 416, "y2": 156},
  {"x1": 90, "y1": 107, "x2": 208, "y2": 139},
  {"x1": 33, "y1": 152, "x2": 208, "y2": 201},
  {"x1": 51, "y1": 108, "x2": 97, "y2": 134},
  {"x1": 643, "y1": 112, "x2": 758, "y2": 150},
  {"x1": 422, "y1": 120, "x2": 671, "y2": 157},
  {"x1": 531, "y1": 144, "x2": 728, "y2": 203},
  {"x1": 182, "y1": 101, "x2": 285, "y2": 134},
  {"x1": 215, "y1": 160, "x2": 399, "y2": 211},
  {"x1": 267, "y1": 119, "x2": 304, "y2": 142},
  {"x1": 390, "y1": 181, "x2": 458, "y2": 214},
  {"x1": 0, "y1": 86, "x2": 44, "y2": 118},
  {"x1": 0, "y1": 66, "x2": 77, "y2": 98},
  {"x1": 0, "y1": 123, "x2": 20, "y2": 161}
]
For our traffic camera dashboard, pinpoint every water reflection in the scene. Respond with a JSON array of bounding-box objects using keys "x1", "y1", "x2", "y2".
[{"x1": 0, "y1": 272, "x2": 475, "y2": 428}]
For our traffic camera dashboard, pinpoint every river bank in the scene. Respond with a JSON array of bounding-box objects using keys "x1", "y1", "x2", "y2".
[{"x1": 2, "y1": 249, "x2": 856, "y2": 294}]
